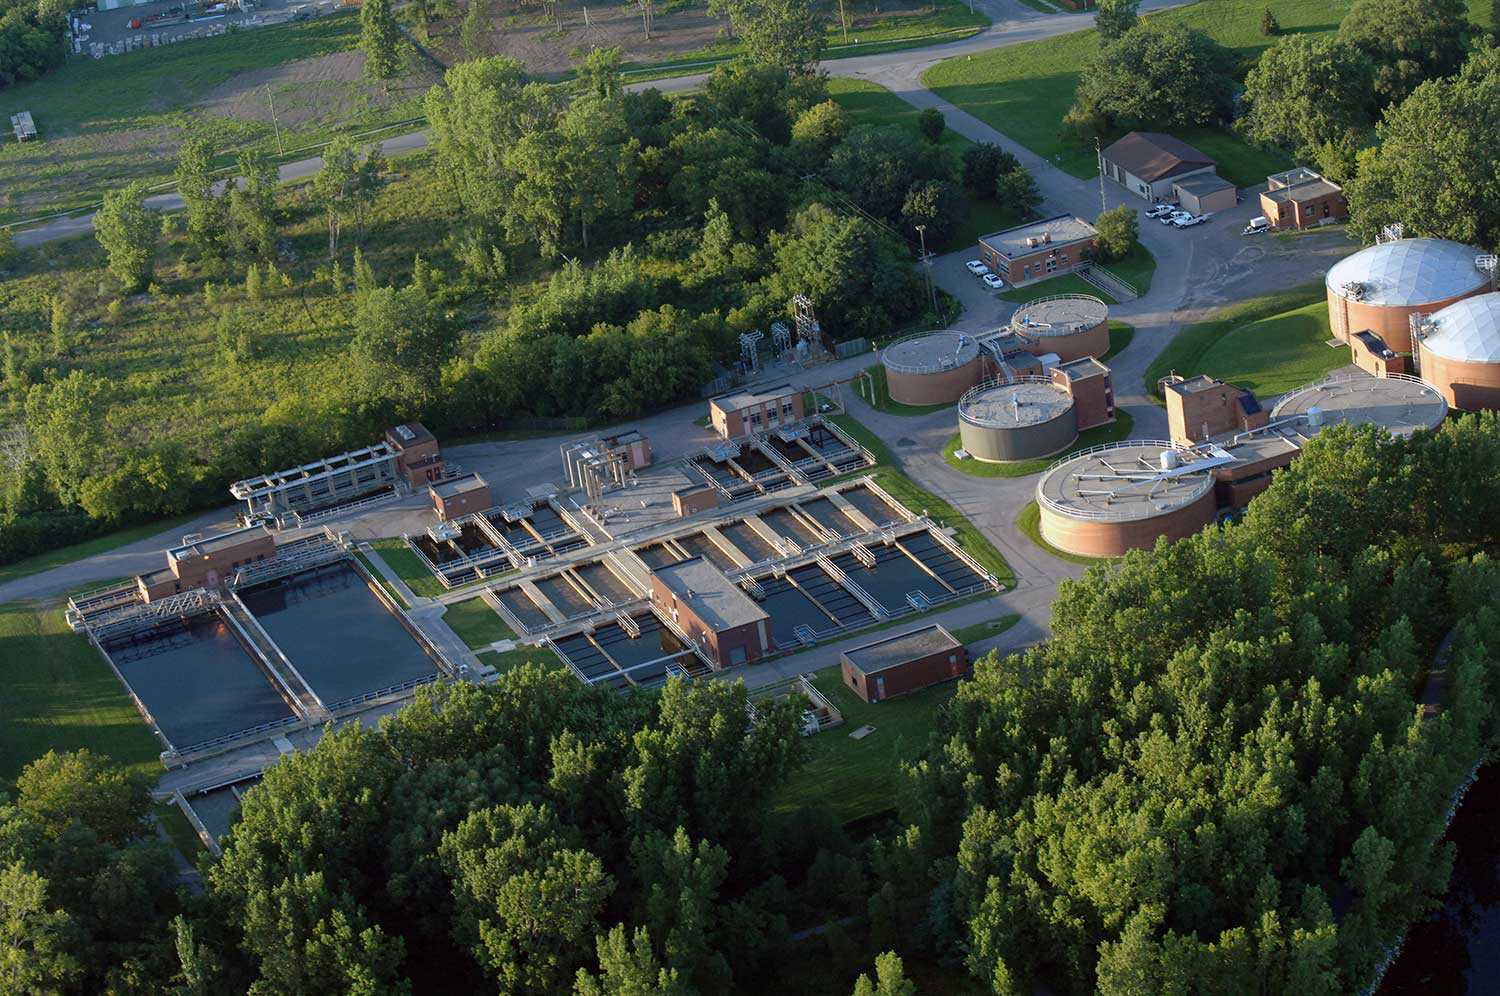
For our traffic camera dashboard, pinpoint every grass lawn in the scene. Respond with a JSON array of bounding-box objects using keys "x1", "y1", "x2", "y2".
[
  {"x1": 1102, "y1": 320, "x2": 1134, "y2": 361},
  {"x1": 944, "y1": 408, "x2": 1134, "y2": 478},
  {"x1": 0, "y1": 601, "x2": 160, "y2": 792},
  {"x1": 999, "y1": 273, "x2": 1115, "y2": 304},
  {"x1": 922, "y1": 0, "x2": 1383, "y2": 186},
  {"x1": 772, "y1": 664, "x2": 955, "y2": 822},
  {"x1": 826, "y1": 77, "x2": 1023, "y2": 253},
  {"x1": 0, "y1": 512, "x2": 199, "y2": 588},
  {"x1": 852, "y1": 363, "x2": 958, "y2": 416},
  {"x1": 478, "y1": 644, "x2": 556, "y2": 678},
  {"x1": 1017, "y1": 499, "x2": 1108, "y2": 565},
  {"x1": 948, "y1": 612, "x2": 1021, "y2": 648},
  {"x1": 443, "y1": 596, "x2": 516, "y2": 651},
  {"x1": 367, "y1": 539, "x2": 449, "y2": 600},
  {"x1": 1143, "y1": 282, "x2": 1344, "y2": 400},
  {"x1": 154, "y1": 802, "x2": 207, "y2": 862},
  {"x1": 1106, "y1": 242, "x2": 1157, "y2": 296}
]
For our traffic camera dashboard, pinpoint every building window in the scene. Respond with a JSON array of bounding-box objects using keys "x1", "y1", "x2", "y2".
[
  {"x1": 781, "y1": 401, "x2": 795, "y2": 418},
  {"x1": 748, "y1": 410, "x2": 761, "y2": 427},
  {"x1": 1046, "y1": 257, "x2": 1058, "y2": 273},
  {"x1": 1023, "y1": 264, "x2": 1031, "y2": 279}
]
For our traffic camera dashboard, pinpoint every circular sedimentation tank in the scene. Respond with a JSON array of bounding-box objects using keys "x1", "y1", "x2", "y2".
[
  {"x1": 1270, "y1": 371, "x2": 1449, "y2": 435},
  {"x1": 880, "y1": 330, "x2": 984, "y2": 406},
  {"x1": 1325, "y1": 238, "x2": 1491, "y2": 351},
  {"x1": 1009, "y1": 294, "x2": 1110, "y2": 362},
  {"x1": 1413, "y1": 291, "x2": 1500, "y2": 412},
  {"x1": 1035, "y1": 441, "x2": 1217, "y2": 558},
  {"x1": 958, "y1": 377, "x2": 1078, "y2": 462}
]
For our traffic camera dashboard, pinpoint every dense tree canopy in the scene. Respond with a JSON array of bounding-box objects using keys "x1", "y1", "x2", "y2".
[
  {"x1": 0, "y1": 0, "x2": 66, "y2": 87},
  {"x1": 1239, "y1": 36, "x2": 1376, "y2": 175},
  {"x1": 1069, "y1": 23, "x2": 1237, "y2": 136},
  {"x1": 893, "y1": 413, "x2": 1500, "y2": 993},
  {"x1": 1337, "y1": 0, "x2": 1470, "y2": 105},
  {"x1": 1345, "y1": 46, "x2": 1500, "y2": 248}
]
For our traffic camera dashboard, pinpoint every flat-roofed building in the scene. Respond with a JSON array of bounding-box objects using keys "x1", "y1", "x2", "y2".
[
  {"x1": 429, "y1": 474, "x2": 492, "y2": 521},
  {"x1": 977, "y1": 215, "x2": 1099, "y2": 288},
  {"x1": 650, "y1": 557, "x2": 771, "y2": 666},
  {"x1": 708, "y1": 384, "x2": 805, "y2": 439},
  {"x1": 386, "y1": 422, "x2": 444, "y2": 487},
  {"x1": 840, "y1": 624, "x2": 969, "y2": 703},
  {"x1": 1261, "y1": 167, "x2": 1347, "y2": 229},
  {"x1": 138, "y1": 525, "x2": 275, "y2": 601},
  {"x1": 1160, "y1": 373, "x2": 1268, "y2": 445}
]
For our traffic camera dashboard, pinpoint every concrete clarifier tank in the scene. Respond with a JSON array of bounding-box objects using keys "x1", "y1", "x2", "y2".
[
  {"x1": 881, "y1": 331, "x2": 985, "y2": 406},
  {"x1": 958, "y1": 378, "x2": 1079, "y2": 462}
]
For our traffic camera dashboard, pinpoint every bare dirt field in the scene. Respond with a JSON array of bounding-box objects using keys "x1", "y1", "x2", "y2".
[
  {"x1": 425, "y1": 0, "x2": 952, "y2": 74},
  {"x1": 198, "y1": 49, "x2": 441, "y2": 127}
]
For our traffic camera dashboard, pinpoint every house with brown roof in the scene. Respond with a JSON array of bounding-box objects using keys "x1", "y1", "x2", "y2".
[
  {"x1": 1259, "y1": 167, "x2": 1347, "y2": 230},
  {"x1": 1099, "y1": 132, "x2": 1235, "y2": 212}
]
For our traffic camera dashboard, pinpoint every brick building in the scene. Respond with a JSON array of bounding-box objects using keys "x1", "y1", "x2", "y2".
[
  {"x1": 650, "y1": 557, "x2": 771, "y2": 667},
  {"x1": 1159, "y1": 373, "x2": 1269, "y2": 445},
  {"x1": 708, "y1": 384, "x2": 805, "y2": 439},
  {"x1": 840, "y1": 624, "x2": 969, "y2": 703},
  {"x1": 1260, "y1": 168, "x2": 1347, "y2": 230},
  {"x1": 977, "y1": 215, "x2": 1098, "y2": 288},
  {"x1": 137, "y1": 525, "x2": 276, "y2": 601},
  {"x1": 429, "y1": 474, "x2": 493, "y2": 521}
]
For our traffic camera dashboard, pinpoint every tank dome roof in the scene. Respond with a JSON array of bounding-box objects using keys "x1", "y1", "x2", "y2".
[
  {"x1": 1422, "y1": 292, "x2": 1500, "y2": 364},
  {"x1": 1326, "y1": 238, "x2": 1489, "y2": 308}
]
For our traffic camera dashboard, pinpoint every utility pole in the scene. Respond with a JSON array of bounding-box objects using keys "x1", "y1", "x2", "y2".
[
  {"x1": 1095, "y1": 136, "x2": 1106, "y2": 215},
  {"x1": 268, "y1": 86, "x2": 283, "y2": 155},
  {"x1": 916, "y1": 225, "x2": 938, "y2": 318},
  {"x1": 837, "y1": 0, "x2": 849, "y2": 42}
]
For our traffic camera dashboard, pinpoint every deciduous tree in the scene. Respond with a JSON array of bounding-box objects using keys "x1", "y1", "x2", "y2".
[
  {"x1": 1072, "y1": 23, "x2": 1237, "y2": 131},
  {"x1": 739, "y1": 0, "x2": 826, "y2": 75},
  {"x1": 94, "y1": 181, "x2": 157, "y2": 292},
  {"x1": 1092, "y1": 204, "x2": 1138, "y2": 262},
  {"x1": 360, "y1": 0, "x2": 403, "y2": 80},
  {"x1": 1094, "y1": 0, "x2": 1138, "y2": 41},
  {"x1": 1240, "y1": 36, "x2": 1375, "y2": 167},
  {"x1": 175, "y1": 135, "x2": 225, "y2": 258},
  {"x1": 1345, "y1": 46, "x2": 1500, "y2": 248},
  {"x1": 1338, "y1": 0, "x2": 1469, "y2": 104}
]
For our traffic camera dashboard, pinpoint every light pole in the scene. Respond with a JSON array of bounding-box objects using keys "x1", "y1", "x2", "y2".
[{"x1": 916, "y1": 225, "x2": 939, "y2": 319}]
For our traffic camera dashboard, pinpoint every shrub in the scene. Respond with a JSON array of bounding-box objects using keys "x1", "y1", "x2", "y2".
[
  {"x1": 1260, "y1": 6, "x2": 1281, "y2": 35},
  {"x1": 917, "y1": 107, "x2": 946, "y2": 143},
  {"x1": 1093, "y1": 205, "x2": 1138, "y2": 262}
]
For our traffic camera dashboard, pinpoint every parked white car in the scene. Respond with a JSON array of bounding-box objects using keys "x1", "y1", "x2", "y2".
[
  {"x1": 1158, "y1": 210, "x2": 1185, "y2": 225},
  {"x1": 1170, "y1": 212, "x2": 1205, "y2": 228},
  {"x1": 965, "y1": 260, "x2": 989, "y2": 276},
  {"x1": 982, "y1": 273, "x2": 1005, "y2": 290},
  {"x1": 1242, "y1": 216, "x2": 1270, "y2": 235},
  {"x1": 1145, "y1": 203, "x2": 1175, "y2": 219}
]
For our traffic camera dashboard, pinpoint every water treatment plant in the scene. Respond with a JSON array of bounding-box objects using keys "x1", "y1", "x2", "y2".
[{"x1": 1037, "y1": 370, "x2": 1449, "y2": 558}]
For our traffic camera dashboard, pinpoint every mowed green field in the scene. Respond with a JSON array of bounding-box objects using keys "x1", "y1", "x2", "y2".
[
  {"x1": 0, "y1": 12, "x2": 432, "y2": 225},
  {"x1": 0, "y1": 601, "x2": 160, "y2": 791},
  {"x1": 924, "y1": 0, "x2": 1496, "y2": 186},
  {"x1": 1144, "y1": 283, "x2": 1347, "y2": 399},
  {"x1": 772, "y1": 664, "x2": 955, "y2": 821}
]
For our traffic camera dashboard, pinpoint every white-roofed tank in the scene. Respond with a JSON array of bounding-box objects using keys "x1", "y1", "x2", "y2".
[
  {"x1": 1326, "y1": 238, "x2": 1491, "y2": 352},
  {"x1": 1415, "y1": 291, "x2": 1500, "y2": 411}
]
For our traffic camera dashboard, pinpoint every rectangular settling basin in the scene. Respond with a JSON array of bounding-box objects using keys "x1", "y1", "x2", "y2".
[
  {"x1": 900, "y1": 531, "x2": 987, "y2": 591},
  {"x1": 798, "y1": 497, "x2": 858, "y2": 536},
  {"x1": 106, "y1": 614, "x2": 294, "y2": 750},
  {"x1": 829, "y1": 545, "x2": 950, "y2": 614},
  {"x1": 676, "y1": 532, "x2": 741, "y2": 571},
  {"x1": 841, "y1": 485, "x2": 905, "y2": 526},
  {"x1": 756, "y1": 577, "x2": 837, "y2": 646},
  {"x1": 717, "y1": 520, "x2": 777, "y2": 563},
  {"x1": 788, "y1": 564, "x2": 873, "y2": 628},
  {"x1": 240, "y1": 563, "x2": 439, "y2": 707},
  {"x1": 534, "y1": 574, "x2": 595, "y2": 618},
  {"x1": 573, "y1": 562, "x2": 636, "y2": 604},
  {"x1": 761, "y1": 507, "x2": 824, "y2": 547}
]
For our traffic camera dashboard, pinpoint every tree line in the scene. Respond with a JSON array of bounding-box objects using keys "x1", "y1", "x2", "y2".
[
  {"x1": 2, "y1": 674, "x2": 918, "y2": 993},
  {"x1": 887, "y1": 412, "x2": 1500, "y2": 992},
  {"x1": 3, "y1": 49, "x2": 990, "y2": 564}
]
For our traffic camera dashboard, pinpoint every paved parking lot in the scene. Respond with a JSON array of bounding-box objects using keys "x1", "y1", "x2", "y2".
[{"x1": 78, "y1": 0, "x2": 307, "y2": 55}]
